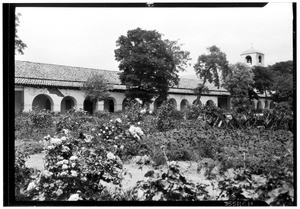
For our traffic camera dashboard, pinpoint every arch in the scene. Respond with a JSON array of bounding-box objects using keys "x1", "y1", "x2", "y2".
[
  {"x1": 270, "y1": 101, "x2": 275, "y2": 109},
  {"x1": 83, "y1": 98, "x2": 96, "y2": 114},
  {"x1": 206, "y1": 100, "x2": 214, "y2": 107},
  {"x1": 257, "y1": 101, "x2": 262, "y2": 110},
  {"x1": 192, "y1": 99, "x2": 202, "y2": 106},
  {"x1": 264, "y1": 100, "x2": 269, "y2": 109},
  {"x1": 258, "y1": 55, "x2": 262, "y2": 64},
  {"x1": 245, "y1": 55, "x2": 252, "y2": 64},
  {"x1": 61, "y1": 96, "x2": 76, "y2": 114},
  {"x1": 180, "y1": 99, "x2": 189, "y2": 111},
  {"x1": 104, "y1": 97, "x2": 116, "y2": 113},
  {"x1": 168, "y1": 98, "x2": 177, "y2": 110},
  {"x1": 32, "y1": 94, "x2": 53, "y2": 111}
]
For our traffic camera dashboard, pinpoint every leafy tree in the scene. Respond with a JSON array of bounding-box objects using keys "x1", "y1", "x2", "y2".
[
  {"x1": 223, "y1": 63, "x2": 255, "y2": 113},
  {"x1": 82, "y1": 73, "x2": 112, "y2": 102},
  {"x1": 114, "y1": 28, "x2": 190, "y2": 105},
  {"x1": 252, "y1": 66, "x2": 273, "y2": 94},
  {"x1": 269, "y1": 61, "x2": 294, "y2": 107},
  {"x1": 193, "y1": 46, "x2": 229, "y2": 105},
  {"x1": 15, "y1": 13, "x2": 27, "y2": 55}
]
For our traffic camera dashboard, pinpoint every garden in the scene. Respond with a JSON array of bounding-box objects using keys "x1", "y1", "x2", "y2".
[{"x1": 14, "y1": 101, "x2": 294, "y2": 205}]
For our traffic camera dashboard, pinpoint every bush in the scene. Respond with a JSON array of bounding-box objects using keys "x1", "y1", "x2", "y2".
[
  {"x1": 22, "y1": 133, "x2": 123, "y2": 201},
  {"x1": 29, "y1": 108, "x2": 53, "y2": 129}
]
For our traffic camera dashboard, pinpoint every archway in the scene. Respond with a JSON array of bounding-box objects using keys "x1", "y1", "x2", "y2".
[
  {"x1": 168, "y1": 98, "x2": 177, "y2": 110},
  {"x1": 245, "y1": 56, "x2": 252, "y2": 64},
  {"x1": 32, "y1": 94, "x2": 53, "y2": 111},
  {"x1": 257, "y1": 101, "x2": 262, "y2": 110},
  {"x1": 180, "y1": 99, "x2": 188, "y2": 111},
  {"x1": 104, "y1": 97, "x2": 115, "y2": 113},
  {"x1": 264, "y1": 100, "x2": 269, "y2": 109},
  {"x1": 206, "y1": 100, "x2": 214, "y2": 107},
  {"x1": 192, "y1": 99, "x2": 202, "y2": 107},
  {"x1": 83, "y1": 98, "x2": 96, "y2": 114},
  {"x1": 61, "y1": 96, "x2": 76, "y2": 114}
]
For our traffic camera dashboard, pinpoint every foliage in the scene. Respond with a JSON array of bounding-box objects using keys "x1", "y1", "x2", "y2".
[
  {"x1": 223, "y1": 63, "x2": 256, "y2": 113},
  {"x1": 29, "y1": 108, "x2": 53, "y2": 129},
  {"x1": 21, "y1": 133, "x2": 124, "y2": 201},
  {"x1": 123, "y1": 99, "x2": 144, "y2": 123},
  {"x1": 82, "y1": 73, "x2": 112, "y2": 102},
  {"x1": 156, "y1": 101, "x2": 184, "y2": 132},
  {"x1": 269, "y1": 61, "x2": 294, "y2": 107},
  {"x1": 130, "y1": 163, "x2": 209, "y2": 201},
  {"x1": 15, "y1": 151, "x2": 33, "y2": 200},
  {"x1": 193, "y1": 45, "x2": 229, "y2": 104},
  {"x1": 252, "y1": 66, "x2": 273, "y2": 94},
  {"x1": 115, "y1": 27, "x2": 190, "y2": 104},
  {"x1": 15, "y1": 109, "x2": 56, "y2": 142},
  {"x1": 15, "y1": 13, "x2": 27, "y2": 55}
]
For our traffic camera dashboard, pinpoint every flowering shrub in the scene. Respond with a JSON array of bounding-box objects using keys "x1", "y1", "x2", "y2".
[
  {"x1": 130, "y1": 163, "x2": 209, "y2": 201},
  {"x1": 15, "y1": 151, "x2": 34, "y2": 200},
  {"x1": 22, "y1": 133, "x2": 123, "y2": 201}
]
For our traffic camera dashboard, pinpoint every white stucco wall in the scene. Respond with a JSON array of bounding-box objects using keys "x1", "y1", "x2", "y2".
[{"x1": 20, "y1": 86, "x2": 272, "y2": 114}]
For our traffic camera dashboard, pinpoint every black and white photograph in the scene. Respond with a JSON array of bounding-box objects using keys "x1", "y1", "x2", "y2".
[{"x1": 4, "y1": 1, "x2": 295, "y2": 206}]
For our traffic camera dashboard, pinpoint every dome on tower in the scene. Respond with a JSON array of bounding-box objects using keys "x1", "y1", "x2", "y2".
[{"x1": 241, "y1": 48, "x2": 264, "y2": 55}]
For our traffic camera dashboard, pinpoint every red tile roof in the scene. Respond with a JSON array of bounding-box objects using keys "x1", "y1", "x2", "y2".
[{"x1": 15, "y1": 60, "x2": 228, "y2": 94}]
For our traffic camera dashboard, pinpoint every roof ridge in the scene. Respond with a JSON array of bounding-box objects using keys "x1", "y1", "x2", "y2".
[{"x1": 15, "y1": 60, "x2": 119, "y2": 73}]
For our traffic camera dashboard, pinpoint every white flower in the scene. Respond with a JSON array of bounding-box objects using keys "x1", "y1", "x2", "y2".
[
  {"x1": 62, "y1": 129, "x2": 70, "y2": 135},
  {"x1": 105, "y1": 127, "x2": 109, "y2": 130},
  {"x1": 62, "y1": 164, "x2": 69, "y2": 170},
  {"x1": 56, "y1": 161, "x2": 64, "y2": 166},
  {"x1": 62, "y1": 159, "x2": 69, "y2": 164},
  {"x1": 47, "y1": 145, "x2": 55, "y2": 150},
  {"x1": 41, "y1": 170, "x2": 53, "y2": 178},
  {"x1": 129, "y1": 125, "x2": 144, "y2": 139},
  {"x1": 71, "y1": 162, "x2": 76, "y2": 168},
  {"x1": 107, "y1": 152, "x2": 116, "y2": 160},
  {"x1": 84, "y1": 134, "x2": 93, "y2": 143},
  {"x1": 149, "y1": 110, "x2": 153, "y2": 114},
  {"x1": 71, "y1": 170, "x2": 78, "y2": 177},
  {"x1": 60, "y1": 171, "x2": 68, "y2": 177},
  {"x1": 91, "y1": 128, "x2": 96, "y2": 132},
  {"x1": 135, "y1": 98, "x2": 143, "y2": 104},
  {"x1": 68, "y1": 194, "x2": 80, "y2": 201},
  {"x1": 140, "y1": 109, "x2": 146, "y2": 114},
  {"x1": 61, "y1": 136, "x2": 67, "y2": 142},
  {"x1": 61, "y1": 145, "x2": 70, "y2": 152},
  {"x1": 50, "y1": 138, "x2": 62, "y2": 145},
  {"x1": 27, "y1": 182, "x2": 36, "y2": 191},
  {"x1": 70, "y1": 156, "x2": 78, "y2": 161},
  {"x1": 115, "y1": 118, "x2": 122, "y2": 123}
]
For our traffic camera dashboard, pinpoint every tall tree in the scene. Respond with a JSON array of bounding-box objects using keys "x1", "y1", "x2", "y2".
[
  {"x1": 252, "y1": 66, "x2": 273, "y2": 94},
  {"x1": 223, "y1": 63, "x2": 255, "y2": 113},
  {"x1": 193, "y1": 45, "x2": 229, "y2": 105},
  {"x1": 269, "y1": 61, "x2": 294, "y2": 107},
  {"x1": 114, "y1": 28, "x2": 190, "y2": 105},
  {"x1": 15, "y1": 13, "x2": 27, "y2": 55}
]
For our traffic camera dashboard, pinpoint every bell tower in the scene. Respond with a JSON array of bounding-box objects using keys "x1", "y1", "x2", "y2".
[{"x1": 240, "y1": 48, "x2": 265, "y2": 67}]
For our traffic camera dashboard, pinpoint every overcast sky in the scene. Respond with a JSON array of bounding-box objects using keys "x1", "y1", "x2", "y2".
[{"x1": 15, "y1": 3, "x2": 293, "y2": 79}]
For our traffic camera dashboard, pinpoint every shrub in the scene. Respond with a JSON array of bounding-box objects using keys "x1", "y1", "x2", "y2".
[
  {"x1": 29, "y1": 108, "x2": 53, "y2": 129},
  {"x1": 22, "y1": 133, "x2": 124, "y2": 201},
  {"x1": 15, "y1": 151, "x2": 34, "y2": 200},
  {"x1": 130, "y1": 163, "x2": 209, "y2": 201}
]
